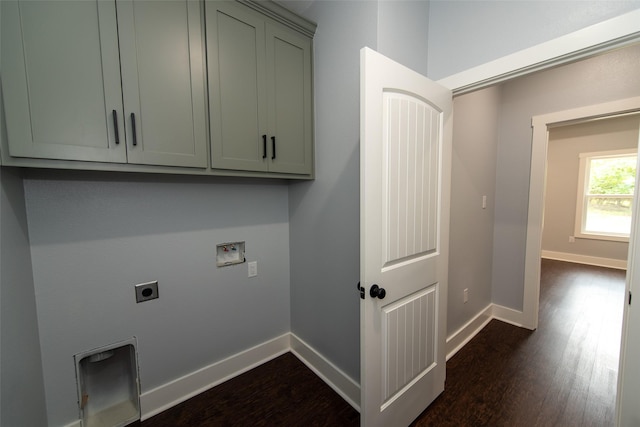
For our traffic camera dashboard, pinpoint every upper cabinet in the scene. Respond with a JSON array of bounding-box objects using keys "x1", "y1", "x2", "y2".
[
  {"x1": 117, "y1": 0, "x2": 208, "y2": 168},
  {"x1": 2, "y1": 1, "x2": 126, "y2": 163},
  {"x1": 0, "y1": 0, "x2": 315, "y2": 178},
  {"x1": 1, "y1": 0, "x2": 208, "y2": 168},
  {"x1": 206, "y1": 1, "x2": 313, "y2": 175}
]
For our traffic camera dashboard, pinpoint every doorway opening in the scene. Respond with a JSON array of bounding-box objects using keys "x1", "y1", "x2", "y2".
[
  {"x1": 525, "y1": 100, "x2": 640, "y2": 330},
  {"x1": 541, "y1": 114, "x2": 640, "y2": 269}
]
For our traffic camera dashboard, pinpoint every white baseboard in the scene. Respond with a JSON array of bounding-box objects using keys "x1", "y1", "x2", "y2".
[
  {"x1": 139, "y1": 332, "x2": 362, "y2": 421},
  {"x1": 446, "y1": 304, "x2": 493, "y2": 361},
  {"x1": 445, "y1": 303, "x2": 531, "y2": 362},
  {"x1": 492, "y1": 304, "x2": 526, "y2": 328},
  {"x1": 541, "y1": 250, "x2": 627, "y2": 270},
  {"x1": 66, "y1": 305, "x2": 532, "y2": 426},
  {"x1": 290, "y1": 333, "x2": 360, "y2": 411},
  {"x1": 140, "y1": 333, "x2": 290, "y2": 421}
]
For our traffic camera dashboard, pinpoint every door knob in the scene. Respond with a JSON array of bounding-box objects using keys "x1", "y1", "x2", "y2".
[{"x1": 370, "y1": 284, "x2": 386, "y2": 299}]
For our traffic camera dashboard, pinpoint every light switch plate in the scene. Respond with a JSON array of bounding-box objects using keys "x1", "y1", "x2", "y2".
[{"x1": 248, "y1": 261, "x2": 257, "y2": 277}]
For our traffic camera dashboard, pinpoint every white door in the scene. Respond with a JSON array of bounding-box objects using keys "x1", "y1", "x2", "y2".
[{"x1": 360, "y1": 47, "x2": 452, "y2": 426}]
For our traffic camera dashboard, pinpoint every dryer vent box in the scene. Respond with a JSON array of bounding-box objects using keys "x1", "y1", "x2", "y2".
[{"x1": 74, "y1": 337, "x2": 140, "y2": 427}]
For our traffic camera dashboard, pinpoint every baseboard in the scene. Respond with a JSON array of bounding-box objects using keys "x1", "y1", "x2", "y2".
[
  {"x1": 445, "y1": 303, "x2": 528, "y2": 362},
  {"x1": 541, "y1": 250, "x2": 627, "y2": 270},
  {"x1": 66, "y1": 306, "x2": 530, "y2": 425},
  {"x1": 290, "y1": 333, "x2": 361, "y2": 411},
  {"x1": 140, "y1": 333, "x2": 290, "y2": 421},
  {"x1": 492, "y1": 304, "x2": 527, "y2": 328},
  {"x1": 446, "y1": 304, "x2": 493, "y2": 361}
]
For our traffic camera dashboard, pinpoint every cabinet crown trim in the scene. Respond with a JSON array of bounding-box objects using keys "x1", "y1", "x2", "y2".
[{"x1": 239, "y1": 0, "x2": 317, "y2": 37}]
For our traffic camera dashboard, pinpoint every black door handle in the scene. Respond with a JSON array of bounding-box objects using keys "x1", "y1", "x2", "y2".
[{"x1": 370, "y1": 284, "x2": 386, "y2": 300}]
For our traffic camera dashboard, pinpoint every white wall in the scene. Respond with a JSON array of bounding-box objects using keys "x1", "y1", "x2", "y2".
[
  {"x1": 543, "y1": 115, "x2": 639, "y2": 261},
  {"x1": 0, "y1": 167, "x2": 47, "y2": 427},
  {"x1": 427, "y1": 0, "x2": 640, "y2": 80},
  {"x1": 23, "y1": 170, "x2": 291, "y2": 426}
]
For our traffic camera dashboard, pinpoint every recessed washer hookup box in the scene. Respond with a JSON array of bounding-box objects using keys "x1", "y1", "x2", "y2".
[{"x1": 216, "y1": 241, "x2": 246, "y2": 267}]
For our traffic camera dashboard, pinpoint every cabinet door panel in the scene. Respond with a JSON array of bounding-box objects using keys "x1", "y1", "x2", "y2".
[
  {"x1": 207, "y1": 1, "x2": 267, "y2": 172},
  {"x1": 1, "y1": 0, "x2": 126, "y2": 162},
  {"x1": 118, "y1": 0, "x2": 208, "y2": 168},
  {"x1": 266, "y1": 24, "x2": 313, "y2": 175}
]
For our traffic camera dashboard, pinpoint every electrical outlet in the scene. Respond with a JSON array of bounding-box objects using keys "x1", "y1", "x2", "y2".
[
  {"x1": 463, "y1": 288, "x2": 469, "y2": 304},
  {"x1": 135, "y1": 281, "x2": 159, "y2": 303},
  {"x1": 248, "y1": 261, "x2": 258, "y2": 278}
]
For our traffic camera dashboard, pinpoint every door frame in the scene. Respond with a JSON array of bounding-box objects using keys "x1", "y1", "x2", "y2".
[
  {"x1": 524, "y1": 99, "x2": 640, "y2": 330},
  {"x1": 435, "y1": 9, "x2": 640, "y2": 331},
  {"x1": 430, "y1": 8, "x2": 640, "y2": 427},
  {"x1": 438, "y1": 9, "x2": 640, "y2": 95}
]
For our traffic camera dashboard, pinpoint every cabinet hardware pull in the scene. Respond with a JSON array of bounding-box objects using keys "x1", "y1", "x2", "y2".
[
  {"x1": 131, "y1": 113, "x2": 137, "y2": 146},
  {"x1": 271, "y1": 136, "x2": 276, "y2": 160},
  {"x1": 112, "y1": 110, "x2": 119, "y2": 145},
  {"x1": 262, "y1": 135, "x2": 267, "y2": 159}
]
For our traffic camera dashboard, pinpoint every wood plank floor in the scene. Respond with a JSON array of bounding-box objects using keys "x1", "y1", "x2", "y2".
[{"x1": 136, "y1": 259, "x2": 625, "y2": 426}]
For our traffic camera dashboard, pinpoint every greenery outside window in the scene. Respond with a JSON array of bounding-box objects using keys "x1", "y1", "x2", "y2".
[{"x1": 575, "y1": 148, "x2": 637, "y2": 242}]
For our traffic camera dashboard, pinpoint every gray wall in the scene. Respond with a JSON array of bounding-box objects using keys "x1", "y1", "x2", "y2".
[
  {"x1": 447, "y1": 86, "x2": 500, "y2": 335},
  {"x1": 3, "y1": 2, "x2": 640, "y2": 425},
  {"x1": 23, "y1": 170, "x2": 291, "y2": 426},
  {"x1": 543, "y1": 115, "x2": 639, "y2": 261},
  {"x1": 491, "y1": 44, "x2": 640, "y2": 310},
  {"x1": 0, "y1": 167, "x2": 47, "y2": 427},
  {"x1": 377, "y1": 0, "x2": 429, "y2": 74},
  {"x1": 287, "y1": 0, "x2": 377, "y2": 384},
  {"x1": 427, "y1": 0, "x2": 640, "y2": 80},
  {"x1": 287, "y1": 0, "x2": 429, "y2": 384}
]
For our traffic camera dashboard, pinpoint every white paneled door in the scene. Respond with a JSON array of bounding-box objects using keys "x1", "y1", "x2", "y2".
[{"x1": 360, "y1": 47, "x2": 452, "y2": 427}]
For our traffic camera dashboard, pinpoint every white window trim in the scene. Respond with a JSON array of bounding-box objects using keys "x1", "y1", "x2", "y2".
[{"x1": 574, "y1": 148, "x2": 637, "y2": 243}]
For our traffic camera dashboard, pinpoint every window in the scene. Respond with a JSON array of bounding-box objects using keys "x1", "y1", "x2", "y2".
[{"x1": 575, "y1": 149, "x2": 637, "y2": 242}]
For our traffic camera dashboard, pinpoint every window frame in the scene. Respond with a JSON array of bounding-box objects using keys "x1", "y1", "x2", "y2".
[{"x1": 574, "y1": 148, "x2": 637, "y2": 242}]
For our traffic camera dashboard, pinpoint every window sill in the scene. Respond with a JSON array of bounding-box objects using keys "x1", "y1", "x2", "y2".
[{"x1": 574, "y1": 232, "x2": 629, "y2": 243}]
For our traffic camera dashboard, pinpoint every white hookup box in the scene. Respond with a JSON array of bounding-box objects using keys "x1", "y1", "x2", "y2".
[{"x1": 74, "y1": 337, "x2": 141, "y2": 427}]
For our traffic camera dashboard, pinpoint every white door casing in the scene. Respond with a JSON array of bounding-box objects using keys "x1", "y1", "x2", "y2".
[
  {"x1": 618, "y1": 115, "x2": 640, "y2": 426},
  {"x1": 360, "y1": 47, "x2": 452, "y2": 427}
]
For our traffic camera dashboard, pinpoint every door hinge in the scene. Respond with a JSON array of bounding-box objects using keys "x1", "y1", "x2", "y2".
[
  {"x1": 629, "y1": 290, "x2": 633, "y2": 305},
  {"x1": 357, "y1": 282, "x2": 365, "y2": 299}
]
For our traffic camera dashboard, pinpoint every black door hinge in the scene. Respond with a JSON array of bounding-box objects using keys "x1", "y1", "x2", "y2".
[
  {"x1": 357, "y1": 282, "x2": 365, "y2": 299},
  {"x1": 629, "y1": 291, "x2": 633, "y2": 305}
]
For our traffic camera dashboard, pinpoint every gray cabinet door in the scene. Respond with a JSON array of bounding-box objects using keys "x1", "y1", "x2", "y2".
[
  {"x1": 266, "y1": 23, "x2": 313, "y2": 175},
  {"x1": 117, "y1": 0, "x2": 208, "y2": 168},
  {"x1": 1, "y1": 0, "x2": 126, "y2": 162},
  {"x1": 207, "y1": 1, "x2": 268, "y2": 172}
]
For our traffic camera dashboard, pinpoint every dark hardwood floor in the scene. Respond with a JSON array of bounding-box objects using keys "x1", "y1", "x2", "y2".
[{"x1": 137, "y1": 259, "x2": 625, "y2": 426}]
